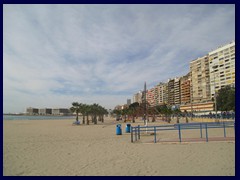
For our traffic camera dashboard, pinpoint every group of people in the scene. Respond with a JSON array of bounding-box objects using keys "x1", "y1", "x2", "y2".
[{"x1": 209, "y1": 111, "x2": 235, "y2": 119}]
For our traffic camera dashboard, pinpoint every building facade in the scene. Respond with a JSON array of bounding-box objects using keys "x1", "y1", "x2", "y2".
[
  {"x1": 26, "y1": 107, "x2": 39, "y2": 115},
  {"x1": 208, "y1": 41, "x2": 235, "y2": 98},
  {"x1": 180, "y1": 73, "x2": 191, "y2": 105},
  {"x1": 133, "y1": 91, "x2": 142, "y2": 104},
  {"x1": 52, "y1": 108, "x2": 70, "y2": 115},
  {"x1": 167, "y1": 79, "x2": 175, "y2": 105},
  {"x1": 158, "y1": 82, "x2": 168, "y2": 105},
  {"x1": 39, "y1": 108, "x2": 52, "y2": 115},
  {"x1": 174, "y1": 77, "x2": 181, "y2": 105},
  {"x1": 127, "y1": 99, "x2": 131, "y2": 106},
  {"x1": 147, "y1": 87, "x2": 155, "y2": 107},
  {"x1": 190, "y1": 55, "x2": 211, "y2": 103}
]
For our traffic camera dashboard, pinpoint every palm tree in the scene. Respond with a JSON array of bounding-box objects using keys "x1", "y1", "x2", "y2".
[
  {"x1": 172, "y1": 109, "x2": 181, "y2": 123},
  {"x1": 128, "y1": 102, "x2": 139, "y2": 123},
  {"x1": 70, "y1": 102, "x2": 81, "y2": 123},
  {"x1": 121, "y1": 109, "x2": 128, "y2": 122},
  {"x1": 80, "y1": 103, "x2": 89, "y2": 125},
  {"x1": 85, "y1": 104, "x2": 91, "y2": 125}
]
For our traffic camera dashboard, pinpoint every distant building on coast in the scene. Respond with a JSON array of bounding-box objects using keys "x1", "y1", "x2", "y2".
[
  {"x1": 52, "y1": 108, "x2": 70, "y2": 115},
  {"x1": 26, "y1": 107, "x2": 39, "y2": 115},
  {"x1": 39, "y1": 108, "x2": 52, "y2": 115}
]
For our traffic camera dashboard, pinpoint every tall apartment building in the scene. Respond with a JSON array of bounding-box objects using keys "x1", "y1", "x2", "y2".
[
  {"x1": 156, "y1": 82, "x2": 168, "y2": 105},
  {"x1": 147, "y1": 87, "x2": 155, "y2": 107},
  {"x1": 208, "y1": 41, "x2": 235, "y2": 98},
  {"x1": 133, "y1": 91, "x2": 142, "y2": 104},
  {"x1": 127, "y1": 99, "x2": 131, "y2": 105},
  {"x1": 167, "y1": 79, "x2": 175, "y2": 105},
  {"x1": 153, "y1": 85, "x2": 159, "y2": 106},
  {"x1": 190, "y1": 55, "x2": 211, "y2": 103},
  {"x1": 174, "y1": 77, "x2": 181, "y2": 105},
  {"x1": 180, "y1": 73, "x2": 191, "y2": 104}
]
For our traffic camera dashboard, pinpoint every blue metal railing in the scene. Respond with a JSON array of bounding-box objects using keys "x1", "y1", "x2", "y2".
[{"x1": 130, "y1": 121, "x2": 235, "y2": 143}]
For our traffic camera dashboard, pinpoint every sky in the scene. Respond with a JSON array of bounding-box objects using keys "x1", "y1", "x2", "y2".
[{"x1": 3, "y1": 4, "x2": 235, "y2": 113}]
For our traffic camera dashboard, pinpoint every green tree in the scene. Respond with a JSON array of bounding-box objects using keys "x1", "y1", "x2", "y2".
[
  {"x1": 216, "y1": 85, "x2": 235, "y2": 112},
  {"x1": 128, "y1": 102, "x2": 140, "y2": 123},
  {"x1": 70, "y1": 102, "x2": 81, "y2": 123}
]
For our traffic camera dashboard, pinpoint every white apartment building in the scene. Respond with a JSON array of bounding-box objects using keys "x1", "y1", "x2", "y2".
[
  {"x1": 174, "y1": 77, "x2": 181, "y2": 105},
  {"x1": 208, "y1": 41, "x2": 235, "y2": 98},
  {"x1": 156, "y1": 82, "x2": 168, "y2": 105},
  {"x1": 190, "y1": 55, "x2": 211, "y2": 103},
  {"x1": 133, "y1": 91, "x2": 142, "y2": 104}
]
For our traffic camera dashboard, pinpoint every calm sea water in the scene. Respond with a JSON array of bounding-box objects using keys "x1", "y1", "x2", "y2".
[{"x1": 3, "y1": 115, "x2": 76, "y2": 120}]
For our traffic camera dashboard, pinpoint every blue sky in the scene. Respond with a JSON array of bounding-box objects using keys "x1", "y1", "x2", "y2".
[{"x1": 3, "y1": 4, "x2": 235, "y2": 113}]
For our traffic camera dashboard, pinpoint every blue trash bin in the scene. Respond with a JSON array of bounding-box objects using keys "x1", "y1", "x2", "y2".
[
  {"x1": 125, "y1": 124, "x2": 131, "y2": 133},
  {"x1": 116, "y1": 124, "x2": 122, "y2": 135}
]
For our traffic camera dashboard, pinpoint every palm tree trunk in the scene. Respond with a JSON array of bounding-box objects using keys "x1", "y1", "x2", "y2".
[
  {"x1": 94, "y1": 115, "x2": 97, "y2": 124},
  {"x1": 186, "y1": 116, "x2": 188, "y2": 123},
  {"x1": 76, "y1": 111, "x2": 79, "y2": 122},
  {"x1": 83, "y1": 115, "x2": 85, "y2": 124},
  {"x1": 177, "y1": 115, "x2": 180, "y2": 123},
  {"x1": 87, "y1": 114, "x2": 89, "y2": 125},
  {"x1": 132, "y1": 116, "x2": 135, "y2": 123},
  {"x1": 152, "y1": 114, "x2": 155, "y2": 122}
]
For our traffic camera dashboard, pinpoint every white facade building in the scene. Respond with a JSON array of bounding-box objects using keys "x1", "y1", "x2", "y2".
[{"x1": 208, "y1": 41, "x2": 235, "y2": 98}]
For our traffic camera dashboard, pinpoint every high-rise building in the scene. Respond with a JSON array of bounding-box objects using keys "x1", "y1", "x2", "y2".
[
  {"x1": 147, "y1": 87, "x2": 155, "y2": 107},
  {"x1": 133, "y1": 91, "x2": 142, "y2": 104},
  {"x1": 190, "y1": 55, "x2": 211, "y2": 103},
  {"x1": 159, "y1": 82, "x2": 168, "y2": 105},
  {"x1": 174, "y1": 77, "x2": 181, "y2": 105},
  {"x1": 127, "y1": 99, "x2": 131, "y2": 105},
  {"x1": 167, "y1": 79, "x2": 175, "y2": 105},
  {"x1": 208, "y1": 41, "x2": 235, "y2": 98},
  {"x1": 180, "y1": 73, "x2": 191, "y2": 105}
]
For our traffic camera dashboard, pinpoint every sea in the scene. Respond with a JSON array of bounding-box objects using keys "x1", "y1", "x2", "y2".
[{"x1": 3, "y1": 115, "x2": 76, "y2": 120}]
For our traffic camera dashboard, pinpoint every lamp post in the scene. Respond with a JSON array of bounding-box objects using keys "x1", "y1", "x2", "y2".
[
  {"x1": 190, "y1": 82, "x2": 193, "y2": 121},
  {"x1": 212, "y1": 65, "x2": 218, "y2": 122}
]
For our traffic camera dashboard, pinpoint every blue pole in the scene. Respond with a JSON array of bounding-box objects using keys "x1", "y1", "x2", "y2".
[
  {"x1": 205, "y1": 123, "x2": 208, "y2": 142},
  {"x1": 135, "y1": 126, "x2": 137, "y2": 141},
  {"x1": 138, "y1": 125, "x2": 140, "y2": 140},
  {"x1": 223, "y1": 122, "x2": 226, "y2": 138},
  {"x1": 234, "y1": 122, "x2": 235, "y2": 135},
  {"x1": 178, "y1": 124, "x2": 182, "y2": 142},
  {"x1": 131, "y1": 127, "x2": 133, "y2": 143},
  {"x1": 200, "y1": 123, "x2": 202, "y2": 138},
  {"x1": 154, "y1": 126, "x2": 157, "y2": 143}
]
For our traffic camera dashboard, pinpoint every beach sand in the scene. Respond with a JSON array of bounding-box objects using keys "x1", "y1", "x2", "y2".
[{"x1": 3, "y1": 117, "x2": 235, "y2": 176}]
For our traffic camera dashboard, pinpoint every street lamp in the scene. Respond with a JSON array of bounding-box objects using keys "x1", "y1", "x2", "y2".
[
  {"x1": 212, "y1": 65, "x2": 218, "y2": 122},
  {"x1": 190, "y1": 80, "x2": 193, "y2": 121}
]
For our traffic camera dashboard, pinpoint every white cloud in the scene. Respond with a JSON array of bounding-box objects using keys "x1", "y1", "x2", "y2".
[{"x1": 3, "y1": 4, "x2": 235, "y2": 113}]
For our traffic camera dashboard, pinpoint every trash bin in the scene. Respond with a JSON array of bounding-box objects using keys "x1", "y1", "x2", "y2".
[
  {"x1": 116, "y1": 124, "x2": 122, "y2": 135},
  {"x1": 125, "y1": 124, "x2": 131, "y2": 133}
]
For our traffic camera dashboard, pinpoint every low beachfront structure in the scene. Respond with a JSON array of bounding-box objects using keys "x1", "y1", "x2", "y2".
[
  {"x1": 39, "y1": 108, "x2": 52, "y2": 115},
  {"x1": 52, "y1": 108, "x2": 70, "y2": 115},
  {"x1": 26, "y1": 107, "x2": 39, "y2": 115}
]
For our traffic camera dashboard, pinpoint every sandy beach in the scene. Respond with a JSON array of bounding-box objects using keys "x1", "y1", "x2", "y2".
[{"x1": 3, "y1": 117, "x2": 235, "y2": 176}]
